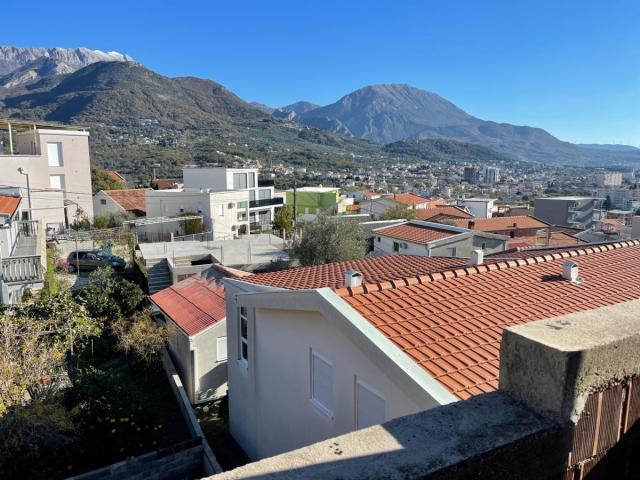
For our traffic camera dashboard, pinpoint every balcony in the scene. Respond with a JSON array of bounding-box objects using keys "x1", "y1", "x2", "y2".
[
  {"x1": 1, "y1": 220, "x2": 46, "y2": 285},
  {"x1": 258, "y1": 179, "x2": 275, "y2": 187},
  {"x1": 249, "y1": 197, "x2": 284, "y2": 209}
]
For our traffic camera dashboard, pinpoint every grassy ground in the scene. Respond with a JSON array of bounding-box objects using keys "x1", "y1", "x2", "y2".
[{"x1": 195, "y1": 397, "x2": 250, "y2": 471}]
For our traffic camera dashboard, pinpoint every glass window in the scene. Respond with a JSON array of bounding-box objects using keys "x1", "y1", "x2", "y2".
[
  {"x1": 248, "y1": 172, "x2": 255, "y2": 188},
  {"x1": 218, "y1": 204, "x2": 224, "y2": 216},
  {"x1": 100, "y1": 199, "x2": 107, "y2": 205},
  {"x1": 47, "y1": 143, "x2": 63, "y2": 166},
  {"x1": 49, "y1": 175, "x2": 63, "y2": 190},
  {"x1": 311, "y1": 351, "x2": 333, "y2": 417},
  {"x1": 233, "y1": 173, "x2": 247, "y2": 189},
  {"x1": 393, "y1": 242, "x2": 400, "y2": 252},
  {"x1": 239, "y1": 307, "x2": 249, "y2": 365},
  {"x1": 249, "y1": 190, "x2": 256, "y2": 201},
  {"x1": 259, "y1": 189, "x2": 271, "y2": 200}
]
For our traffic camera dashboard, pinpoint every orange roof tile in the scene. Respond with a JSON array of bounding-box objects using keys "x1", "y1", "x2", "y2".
[
  {"x1": 150, "y1": 265, "x2": 250, "y2": 336},
  {"x1": 373, "y1": 223, "x2": 460, "y2": 245},
  {"x1": 393, "y1": 193, "x2": 430, "y2": 205},
  {"x1": 415, "y1": 206, "x2": 472, "y2": 222},
  {"x1": 104, "y1": 188, "x2": 151, "y2": 215},
  {"x1": 453, "y1": 215, "x2": 549, "y2": 232},
  {"x1": 241, "y1": 255, "x2": 469, "y2": 290},
  {"x1": 106, "y1": 170, "x2": 126, "y2": 183},
  {"x1": 0, "y1": 195, "x2": 21, "y2": 218},
  {"x1": 340, "y1": 240, "x2": 640, "y2": 400}
]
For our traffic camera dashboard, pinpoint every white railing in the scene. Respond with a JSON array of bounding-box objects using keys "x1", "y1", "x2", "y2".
[{"x1": 1, "y1": 255, "x2": 43, "y2": 283}]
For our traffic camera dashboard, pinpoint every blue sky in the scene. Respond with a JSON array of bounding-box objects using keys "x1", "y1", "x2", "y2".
[{"x1": 3, "y1": 0, "x2": 639, "y2": 145}]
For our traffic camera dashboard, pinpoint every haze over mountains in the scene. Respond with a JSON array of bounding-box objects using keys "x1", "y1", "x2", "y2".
[{"x1": 0, "y1": 46, "x2": 637, "y2": 174}]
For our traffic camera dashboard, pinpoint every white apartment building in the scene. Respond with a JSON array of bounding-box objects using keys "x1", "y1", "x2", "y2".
[
  {"x1": 145, "y1": 189, "x2": 249, "y2": 240},
  {"x1": 0, "y1": 120, "x2": 94, "y2": 233},
  {"x1": 460, "y1": 198, "x2": 496, "y2": 219},
  {"x1": 182, "y1": 166, "x2": 283, "y2": 227},
  {"x1": 595, "y1": 171, "x2": 623, "y2": 188}
]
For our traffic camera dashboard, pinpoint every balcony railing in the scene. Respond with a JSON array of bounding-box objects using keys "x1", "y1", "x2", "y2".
[
  {"x1": 249, "y1": 197, "x2": 284, "y2": 209},
  {"x1": 1, "y1": 220, "x2": 46, "y2": 284},
  {"x1": 258, "y1": 179, "x2": 275, "y2": 187}
]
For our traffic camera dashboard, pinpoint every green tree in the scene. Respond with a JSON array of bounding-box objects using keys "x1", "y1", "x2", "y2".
[
  {"x1": 77, "y1": 267, "x2": 145, "y2": 321},
  {"x1": 93, "y1": 211, "x2": 133, "y2": 229},
  {"x1": 41, "y1": 247, "x2": 59, "y2": 298},
  {"x1": 273, "y1": 205, "x2": 293, "y2": 235},
  {"x1": 91, "y1": 166, "x2": 124, "y2": 194},
  {"x1": 379, "y1": 204, "x2": 417, "y2": 220},
  {"x1": 603, "y1": 195, "x2": 612, "y2": 211},
  {"x1": 291, "y1": 216, "x2": 366, "y2": 266},
  {"x1": 179, "y1": 212, "x2": 204, "y2": 235}
]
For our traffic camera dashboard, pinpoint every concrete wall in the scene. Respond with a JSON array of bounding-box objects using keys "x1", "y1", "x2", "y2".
[
  {"x1": 194, "y1": 321, "x2": 228, "y2": 402},
  {"x1": 146, "y1": 190, "x2": 249, "y2": 239},
  {"x1": 225, "y1": 291, "x2": 442, "y2": 460},
  {"x1": 373, "y1": 233, "x2": 505, "y2": 258},
  {"x1": 286, "y1": 189, "x2": 340, "y2": 215},
  {"x1": 462, "y1": 199, "x2": 494, "y2": 219},
  {"x1": 92, "y1": 191, "x2": 126, "y2": 217}
]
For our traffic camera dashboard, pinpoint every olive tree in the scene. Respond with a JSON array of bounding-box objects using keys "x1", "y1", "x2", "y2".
[{"x1": 291, "y1": 216, "x2": 366, "y2": 266}]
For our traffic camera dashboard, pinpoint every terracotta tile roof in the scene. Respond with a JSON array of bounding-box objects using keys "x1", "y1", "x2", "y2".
[
  {"x1": 415, "y1": 206, "x2": 472, "y2": 222},
  {"x1": 107, "y1": 170, "x2": 126, "y2": 183},
  {"x1": 152, "y1": 179, "x2": 182, "y2": 190},
  {"x1": 346, "y1": 204, "x2": 361, "y2": 212},
  {"x1": 373, "y1": 222, "x2": 460, "y2": 245},
  {"x1": 485, "y1": 240, "x2": 619, "y2": 259},
  {"x1": 393, "y1": 193, "x2": 430, "y2": 206},
  {"x1": 241, "y1": 255, "x2": 469, "y2": 290},
  {"x1": 150, "y1": 264, "x2": 250, "y2": 336},
  {"x1": 104, "y1": 188, "x2": 151, "y2": 215},
  {"x1": 453, "y1": 215, "x2": 549, "y2": 232},
  {"x1": 339, "y1": 240, "x2": 640, "y2": 400},
  {"x1": 0, "y1": 195, "x2": 21, "y2": 218},
  {"x1": 506, "y1": 231, "x2": 583, "y2": 250}
]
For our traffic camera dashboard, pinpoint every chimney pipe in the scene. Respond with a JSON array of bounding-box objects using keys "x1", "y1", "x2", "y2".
[
  {"x1": 344, "y1": 268, "x2": 363, "y2": 288},
  {"x1": 468, "y1": 249, "x2": 484, "y2": 266},
  {"x1": 562, "y1": 261, "x2": 580, "y2": 284}
]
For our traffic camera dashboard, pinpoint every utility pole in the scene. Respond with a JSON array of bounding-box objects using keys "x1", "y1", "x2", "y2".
[
  {"x1": 17, "y1": 168, "x2": 32, "y2": 221},
  {"x1": 292, "y1": 178, "x2": 297, "y2": 239}
]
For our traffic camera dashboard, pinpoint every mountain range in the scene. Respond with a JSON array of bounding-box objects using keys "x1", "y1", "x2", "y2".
[
  {"x1": 0, "y1": 46, "x2": 133, "y2": 89},
  {"x1": 290, "y1": 83, "x2": 640, "y2": 165},
  {"x1": 0, "y1": 46, "x2": 637, "y2": 178}
]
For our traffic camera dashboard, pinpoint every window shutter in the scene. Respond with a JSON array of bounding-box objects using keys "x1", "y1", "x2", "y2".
[
  {"x1": 311, "y1": 353, "x2": 333, "y2": 415},
  {"x1": 216, "y1": 336, "x2": 227, "y2": 362},
  {"x1": 356, "y1": 382, "x2": 385, "y2": 429}
]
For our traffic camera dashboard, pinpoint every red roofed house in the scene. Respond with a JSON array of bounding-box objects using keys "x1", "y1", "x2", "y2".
[
  {"x1": 150, "y1": 264, "x2": 251, "y2": 403},
  {"x1": 93, "y1": 188, "x2": 151, "y2": 218},
  {"x1": 414, "y1": 205, "x2": 472, "y2": 222},
  {"x1": 372, "y1": 220, "x2": 508, "y2": 257},
  {"x1": 223, "y1": 240, "x2": 640, "y2": 460},
  {"x1": 360, "y1": 194, "x2": 446, "y2": 218}
]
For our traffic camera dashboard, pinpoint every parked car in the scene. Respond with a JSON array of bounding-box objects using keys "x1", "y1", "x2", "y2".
[{"x1": 67, "y1": 249, "x2": 126, "y2": 272}]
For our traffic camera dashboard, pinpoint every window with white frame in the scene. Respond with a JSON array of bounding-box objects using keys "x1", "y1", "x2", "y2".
[
  {"x1": 218, "y1": 204, "x2": 224, "y2": 216},
  {"x1": 355, "y1": 380, "x2": 385, "y2": 429},
  {"x1": 310, "y1": 350, "x2": 333, "y2": 417},
  {"x1": 49, "y1": 175, "x2": 64, "y2": 190},
  {"x1": 446, "y1": 247, "x2": 457, "y2": 257},
  {"x1": 47, "y1": 142, "x2": 63, "y2": 166},
  {"x1": 238, "y1": 307, "x2": 249, "y2": 365},
  {"x1": 216, "y1": 336, "x2": 228, "y2": 362}
]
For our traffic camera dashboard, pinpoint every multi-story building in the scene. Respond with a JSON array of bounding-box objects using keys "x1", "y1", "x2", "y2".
[
  {"x1": 460, "y1": 198, "x2": 496, "y2": 219},
  {"x1": 0, "y1": 120, "x2": 94, "y2": 233},
  {"x1": 533, "y1": 197, "x2": 603, "y2": 229},
  {"x1": 595, "y1": 171, "x2": 623, "y2": 187},
  {"x1": 463, "y1": 166, "x2": 480, "y2": 184},
  {"x1": 183, "y1": 166, "x2": 283, "y2": 227},
  {"x1": 483, "y1": 167, "x2": 500, "y2": 184},
  {"x1": 593, "y1": 187, "x2": 631, "y2": 210}
]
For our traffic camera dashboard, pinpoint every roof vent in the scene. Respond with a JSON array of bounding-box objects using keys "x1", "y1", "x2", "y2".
[
  {"x1": 344, "y1": 268, "x2": 363, "y2": 288},
  {"x1": 468, "y1": 249, "x2": 484, "y2": 266},
  {"x1": 562, "y1": 261, "x2": 581, "y2": 284}
]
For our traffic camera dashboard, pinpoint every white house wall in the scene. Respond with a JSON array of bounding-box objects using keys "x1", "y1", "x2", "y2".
[
  {"x1": 193, "y1": 320, "x2": 228, "y2": 402},
  {"x1": 225, "y1": 286, "x2": 451, "y2": 460}
]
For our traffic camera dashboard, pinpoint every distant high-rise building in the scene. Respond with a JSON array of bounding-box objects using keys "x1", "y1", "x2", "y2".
[
  {"x1": 483, "y1": 167, "x2": 500, "y2": 184},
  {"x1": 595, "y1": 172, "x2": 623, "y2": 187},
  {"x1": 463, "y1": 166, "x2": 480, "y2": 184}
]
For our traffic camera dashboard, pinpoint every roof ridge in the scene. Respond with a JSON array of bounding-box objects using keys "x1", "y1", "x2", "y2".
[{"x1": 334, "y1": 240, "x2": 640, "y2": 297}]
